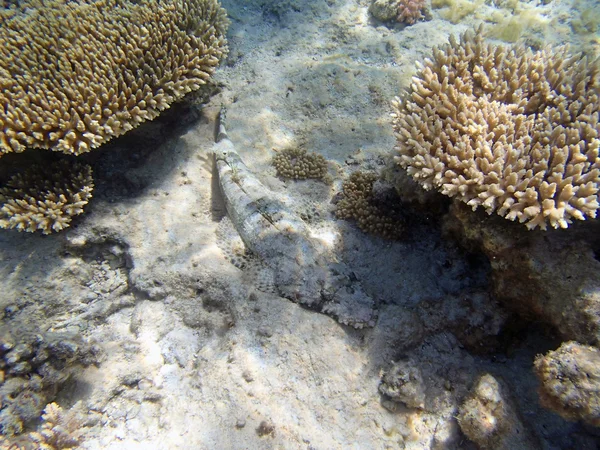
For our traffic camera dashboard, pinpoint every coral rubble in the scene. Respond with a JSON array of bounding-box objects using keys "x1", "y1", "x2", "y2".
[
  {"x1": 0, "y1": 325, "x2": 97, "y2": 436},
  {"x1": 392, "y1": 27, "x2": 600, "y2": 230},
  {"x1": 379, "y1": 359, "x2": 426, "y2": 409},
  {"x1": 457, "y1": 373, "x2": 538, "y2": 449}
]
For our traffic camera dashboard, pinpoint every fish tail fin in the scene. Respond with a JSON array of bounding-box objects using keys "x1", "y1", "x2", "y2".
[{"x1": 216, "y1": 107, "x2": 229, "y2": 143}]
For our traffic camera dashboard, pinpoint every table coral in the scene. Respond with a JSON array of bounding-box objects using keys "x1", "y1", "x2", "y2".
[
  {"x1": 0, "y1": 0, "x2": 228, "y2": 155},
  {"x1": 0, "y1": 0, "x2": 228, "y2": 233},
  {"x1": 392, "y1": 26, "x2": 600, "y2": 230}
]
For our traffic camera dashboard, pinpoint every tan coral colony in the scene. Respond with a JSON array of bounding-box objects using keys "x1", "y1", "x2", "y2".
[
  {"x1": 0, "y1": 0, "x2": 228, "y2": 155},
  {"x1": 392, "y1": 27, "x2": 600, "y2": 230},
  {"x1": 0, "y1": 0, "x2": 228, "y2": 233}
]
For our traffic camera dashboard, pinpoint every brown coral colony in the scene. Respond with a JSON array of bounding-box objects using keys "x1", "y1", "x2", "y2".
[
  {"x1": 397, "y1": 0, "x2": 426, "y2": 24},
  {"x1": 272, "y1": 148, "x2": 328, "y2": 180},
  {"x1": 392, "y1": 27, "x2": 600, "y2": 230},
  {"x1": 0, "y1": 0, "x2": 229, "y2": 233},
  {"x1": 0, "y1": 0, "x2": 229, "y2": 156},
  {"x1": 335, "y1": 171, "x2": 404, "y2": 239}
]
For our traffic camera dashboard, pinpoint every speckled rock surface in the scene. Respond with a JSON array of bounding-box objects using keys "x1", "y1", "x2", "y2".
[{"x1": 443, "y1": 201, "x2": 600, "y2": 346}]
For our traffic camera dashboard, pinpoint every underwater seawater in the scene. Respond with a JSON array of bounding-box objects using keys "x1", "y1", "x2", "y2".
[{"x1": 0, "y1": 0, "x2": 599, "y2": 448}]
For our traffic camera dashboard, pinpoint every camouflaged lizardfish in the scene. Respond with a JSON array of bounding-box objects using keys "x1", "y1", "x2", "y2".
[{"x1": 213, "y1": 112, "x2": 376, "y2": 328}]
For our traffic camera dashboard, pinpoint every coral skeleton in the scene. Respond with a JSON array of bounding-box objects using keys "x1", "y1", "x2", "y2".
[
  {"x1": 534, "y1": 341, "x2": 600, "y2": 426},
  {"x1": 457, "y1": 373, "x2": 538, "y2": 448}
]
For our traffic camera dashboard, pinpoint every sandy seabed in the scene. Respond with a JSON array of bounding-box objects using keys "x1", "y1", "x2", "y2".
[{"x1": 1, "y1": 0, "x2": 599, "y2": 448}]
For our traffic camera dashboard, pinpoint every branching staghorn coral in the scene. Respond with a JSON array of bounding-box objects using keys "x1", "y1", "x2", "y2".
[
  {"x1": 396, "y1": 0, "x2": 427, "y2": 24},
  {"x1": 0, "y1": 0, "x2": 229, "y2": 156},
  {"x1": 392, "y1": 27, "x2": 600, "y2": 230}
]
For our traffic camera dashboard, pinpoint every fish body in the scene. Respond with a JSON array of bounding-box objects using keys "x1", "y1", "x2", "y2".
[{"x1": 213, "y1": 116, "x2": 376, "y2": 327}]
